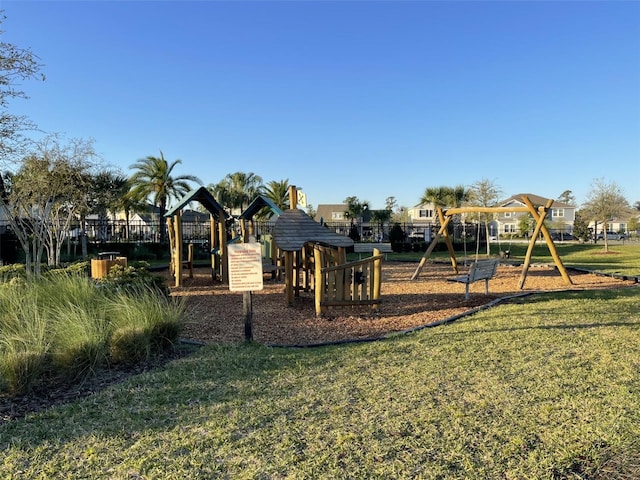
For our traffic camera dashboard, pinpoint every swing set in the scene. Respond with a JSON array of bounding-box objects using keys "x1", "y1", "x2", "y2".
[{"x1": 411, "y1": 195, "x2": 573, "y2": 290}]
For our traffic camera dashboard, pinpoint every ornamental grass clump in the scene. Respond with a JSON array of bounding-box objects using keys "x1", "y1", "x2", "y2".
[
  {"x1": 0, "y1": 290, "x2": 50, "y2": 395},
  {"x1": 108, "y1": 286, "x2": 184, "y2": 365},
  {"x1": 0, "y1": 269, "x2": 184, "y2": 396}
]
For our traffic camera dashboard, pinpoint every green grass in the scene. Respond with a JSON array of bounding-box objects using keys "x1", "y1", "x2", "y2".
[
  {"x1": 1, "y1": 287, "x2": 638, "y2": 478},
  {"x1": 378, "y1": 242, "x2": 640, "y2": 277}
]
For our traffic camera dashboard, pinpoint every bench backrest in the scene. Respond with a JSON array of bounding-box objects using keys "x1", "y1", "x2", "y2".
[
  {"x1": 468, "y1": 259, "x2": 499, "y2": 282},
  {"x1": 353, "y1": 243, "x2": 393, "y2": 253}
]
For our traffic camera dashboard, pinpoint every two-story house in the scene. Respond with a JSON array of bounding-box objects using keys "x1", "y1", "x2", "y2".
[{"x1": 490, "y1": 194, "x2": 576, "y2": 237}]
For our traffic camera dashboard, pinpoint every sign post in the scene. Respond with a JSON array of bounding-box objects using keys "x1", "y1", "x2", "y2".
[{"x1": 228, "y1": 243, "x2": 264, "y2": 341}]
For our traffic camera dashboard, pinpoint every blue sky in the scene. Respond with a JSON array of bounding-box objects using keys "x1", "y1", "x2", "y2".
[{"x1": 3, "y1": 0, "x2": 639, "y2": 210}]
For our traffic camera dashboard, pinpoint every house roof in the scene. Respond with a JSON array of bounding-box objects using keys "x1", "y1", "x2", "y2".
[
  {"x1": 273, "y1": 208, "x2": 354, "y2": 252},
  {"x1": 314, "y1": 204, "x2": 346, "y2": 223},
  {"x1": 239, "y1": 195, "x2": 283, "y2": 220},
  {"x1": 164, "y1": 186, "x2": 230, "y2": 220},
  {"x1": 497, "y1": 193, "x2": 573, "y2": 209}
]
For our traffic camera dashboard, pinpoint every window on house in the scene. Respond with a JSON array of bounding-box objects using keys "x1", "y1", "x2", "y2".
[
  {"x1": 331, "y1": 212, "x2": 344, "y2": 220},
  {"x1": 553, "y1": 208, "x2": 565, "y2": 218},
  {"x1": 419, "y1": 209, "x2": 433, "y2": 218},
  {"x1": 504, "y1": 212, "x2": 512, "y2": 218},
  {"x1": 504, "y1": 224, "x2": 517, "y2": 233}
]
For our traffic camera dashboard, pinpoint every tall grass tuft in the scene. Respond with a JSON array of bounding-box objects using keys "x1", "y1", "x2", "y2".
[
  {"x1": 0, "y1": 289, "x2": 51, "y2": 394},
  {"x1": 0, "y1": 271, "x2": 185, "y2": 395},
  {"x1": 109, "y1": 285, "x2": 184, "y2": 364}
]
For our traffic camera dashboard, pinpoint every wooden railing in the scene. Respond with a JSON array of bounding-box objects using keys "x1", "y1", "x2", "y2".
[{"x1": 313, "y1": 246, "x2": 383, "y2": 316}]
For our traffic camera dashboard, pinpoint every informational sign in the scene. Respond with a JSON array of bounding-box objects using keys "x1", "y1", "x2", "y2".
[{"x1": 228, "y1": 243, "x2": 264, "y2": 292}]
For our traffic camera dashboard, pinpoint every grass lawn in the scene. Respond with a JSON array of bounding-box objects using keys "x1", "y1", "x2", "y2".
[
  {"x1": 1, "y1": 286, "x2": 638, "y2": 478},
  {"x1": 387, "y1": 242, "x2": 640, "y2": 278}
]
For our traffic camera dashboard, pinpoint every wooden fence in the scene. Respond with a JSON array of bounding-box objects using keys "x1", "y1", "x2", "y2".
[{"x1": 313, "y1": 246, "x2": 383, "y2": 316}]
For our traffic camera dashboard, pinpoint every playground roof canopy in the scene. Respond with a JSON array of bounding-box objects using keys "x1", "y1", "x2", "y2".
[
  {"x1": 273, "y1": 208, "x2": 354, "y2": 252},
  {"x1": 164, "y1": 186, "x2": 230, "y2": 220},
  {"x1": 239, "y1": 195, "x2": 283, "y2": 220}
]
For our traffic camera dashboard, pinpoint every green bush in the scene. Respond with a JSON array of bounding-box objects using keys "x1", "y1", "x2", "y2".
[{"x1": 98, "y1": 262, "x2": 167, "y2": 295}]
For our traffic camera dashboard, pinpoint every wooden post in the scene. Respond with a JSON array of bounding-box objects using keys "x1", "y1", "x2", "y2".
[
  {"x1": 243, "y1": 291, "x2": 253, "y2": 342},
  {"x1": 240, "y1": 218, "x2": 247, "y2": 241},
  {"x1": 218, "y1": 208, "x2": 228, "y2": 284},
  {"x1": 518, "y1": 196, "x2": 572, "y2": 289},
  {"x1": 210, "y1": 214, "x2": 217, "y2": 279},
  {"x1": 437, "y1": 208, "x2": 458, "y2": 273},
  {"x1": 285, "y1": 250, "x2": 295, "y2": 306},
  {"x1": 167, "y1": 217, "x2": 175, "y2": 275},
  {"x1": 411, "y1": 214, "x2": 453, "y2": 280},
  {"x1": 314, "y1": 246, "x2": 323, "y2": 315},
  {"x1": 372, "y1": 248, "x2": 382, "y2": 310},
  {"x1": 174, "y1": 211, "x2": 183, "y2": 287}
]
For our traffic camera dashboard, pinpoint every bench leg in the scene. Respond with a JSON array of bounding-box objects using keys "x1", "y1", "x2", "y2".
[
  {"x1": 465, "y1": 283, "x2": 470, "y2": 300},
  {"x1": 484, "y1": 279, "x2": 489, "y2": 295}
]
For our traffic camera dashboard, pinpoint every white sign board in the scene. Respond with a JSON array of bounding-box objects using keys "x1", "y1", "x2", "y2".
[{"x1": 228, "y1": 243, "x2": 264, "y2": 292}]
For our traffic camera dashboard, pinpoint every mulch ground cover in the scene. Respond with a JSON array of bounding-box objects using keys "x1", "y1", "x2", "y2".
[{"x1": 170, "y1": 261, "x2": 636, "y2": 346}]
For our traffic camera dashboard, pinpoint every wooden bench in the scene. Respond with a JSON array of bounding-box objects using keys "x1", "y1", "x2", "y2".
[
  {"x1": 353, "y1": 242, "x2": 393, "y2": 259},
  {"x1": 448, "y1": 259, "x2": 499, "y2": 300}
]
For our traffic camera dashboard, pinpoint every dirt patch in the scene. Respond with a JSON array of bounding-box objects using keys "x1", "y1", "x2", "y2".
[{"x1": 168, "y1": 261, "x2": 637, "y2": 346}]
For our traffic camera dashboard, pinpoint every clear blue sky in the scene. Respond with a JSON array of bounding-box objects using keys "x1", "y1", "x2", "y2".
[{"x1": 3, "y1": 0, "x2": 639, "y2": 210}]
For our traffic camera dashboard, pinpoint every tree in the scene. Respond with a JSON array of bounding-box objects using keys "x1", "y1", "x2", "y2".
[
  {"x1": 557, "y1": 190, "x2": 576, "y2": 206},
  {"x1": 343, "y1": 196, "x2": 369, "y2": 223},
  {"x1": 572, "y1": 210, "x2": 592, "y2": 243},
  {"x1": 129, "y1": 151, "x2": 202, "y2": 244},
  {"x1": 343, "y1": 196, "x2": 370, "y2": 241},
  {"x1": 1, "y1": 136, "x2": 100, "y2": 276},
  {"x1": 262, "y1": 179, "x2": 289, "y2": 213},
  {"x1": 420, "y1": 185, "x2": 469, "y2": 209},
  {"x1": 582, "y1": 178, "x2": 629, "y2": 252},
  {"x1": 467, "y1": 179, "x2": 502, "y2": 256},
  {"x1": 0, "y1": 12, "x2": 45, "y2": 164},
  {"x1": 385, "y1": 196, "x2": 398, "y2": 213},
  {"x1": 209, "y1": 171, "x2": 264, "y2": 213}
]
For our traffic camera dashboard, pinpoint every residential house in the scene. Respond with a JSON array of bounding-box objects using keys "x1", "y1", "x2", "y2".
[
  {"x1": 491, "y1": 193, "x2": 576, "y2": 237},
  {"x1": 588, "y1": 208, "x2": 639, "y2": 237},
  {"x1": 405, "y1": 202, "x2": 438, "y2": 239},
  {"x1": 314, "y1": 204, "x2": 379, "y2": 238}
]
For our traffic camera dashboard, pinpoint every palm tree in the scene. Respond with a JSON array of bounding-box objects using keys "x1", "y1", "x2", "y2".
[
  {"x1": 128, "y1": 151, "x2": 202, "y2": 244},
  {"x1": 262, "y1": 179, "x2": 290, "y2": 212},
  {"x1": 467, "y1": 179, "x2": 502, "y2": 256},
  {"x1": 209, "y1": 171, "x2": 264, "y2": 213},
  {"x1": 420, "y1": 185, "x2": 469, "y2": 209}
]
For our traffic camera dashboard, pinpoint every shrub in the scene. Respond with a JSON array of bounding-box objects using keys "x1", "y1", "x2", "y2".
[{"x1": 98, "y1": 262, "x2": 167, "y2": 296}]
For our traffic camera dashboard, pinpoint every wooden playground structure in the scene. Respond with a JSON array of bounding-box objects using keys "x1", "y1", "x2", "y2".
[
  {"x1": 165, "y1": 186, "x2": 230, "y2": 287},
  {"x1": 411, "y1": 195, "x2": 573, "y2": 289},
  {"x1": 272, "y1": 186, "x2": 384, "y2": 316},
  {"x1": 166, "y1": 185, "x2": 385, "y2": 316}
]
